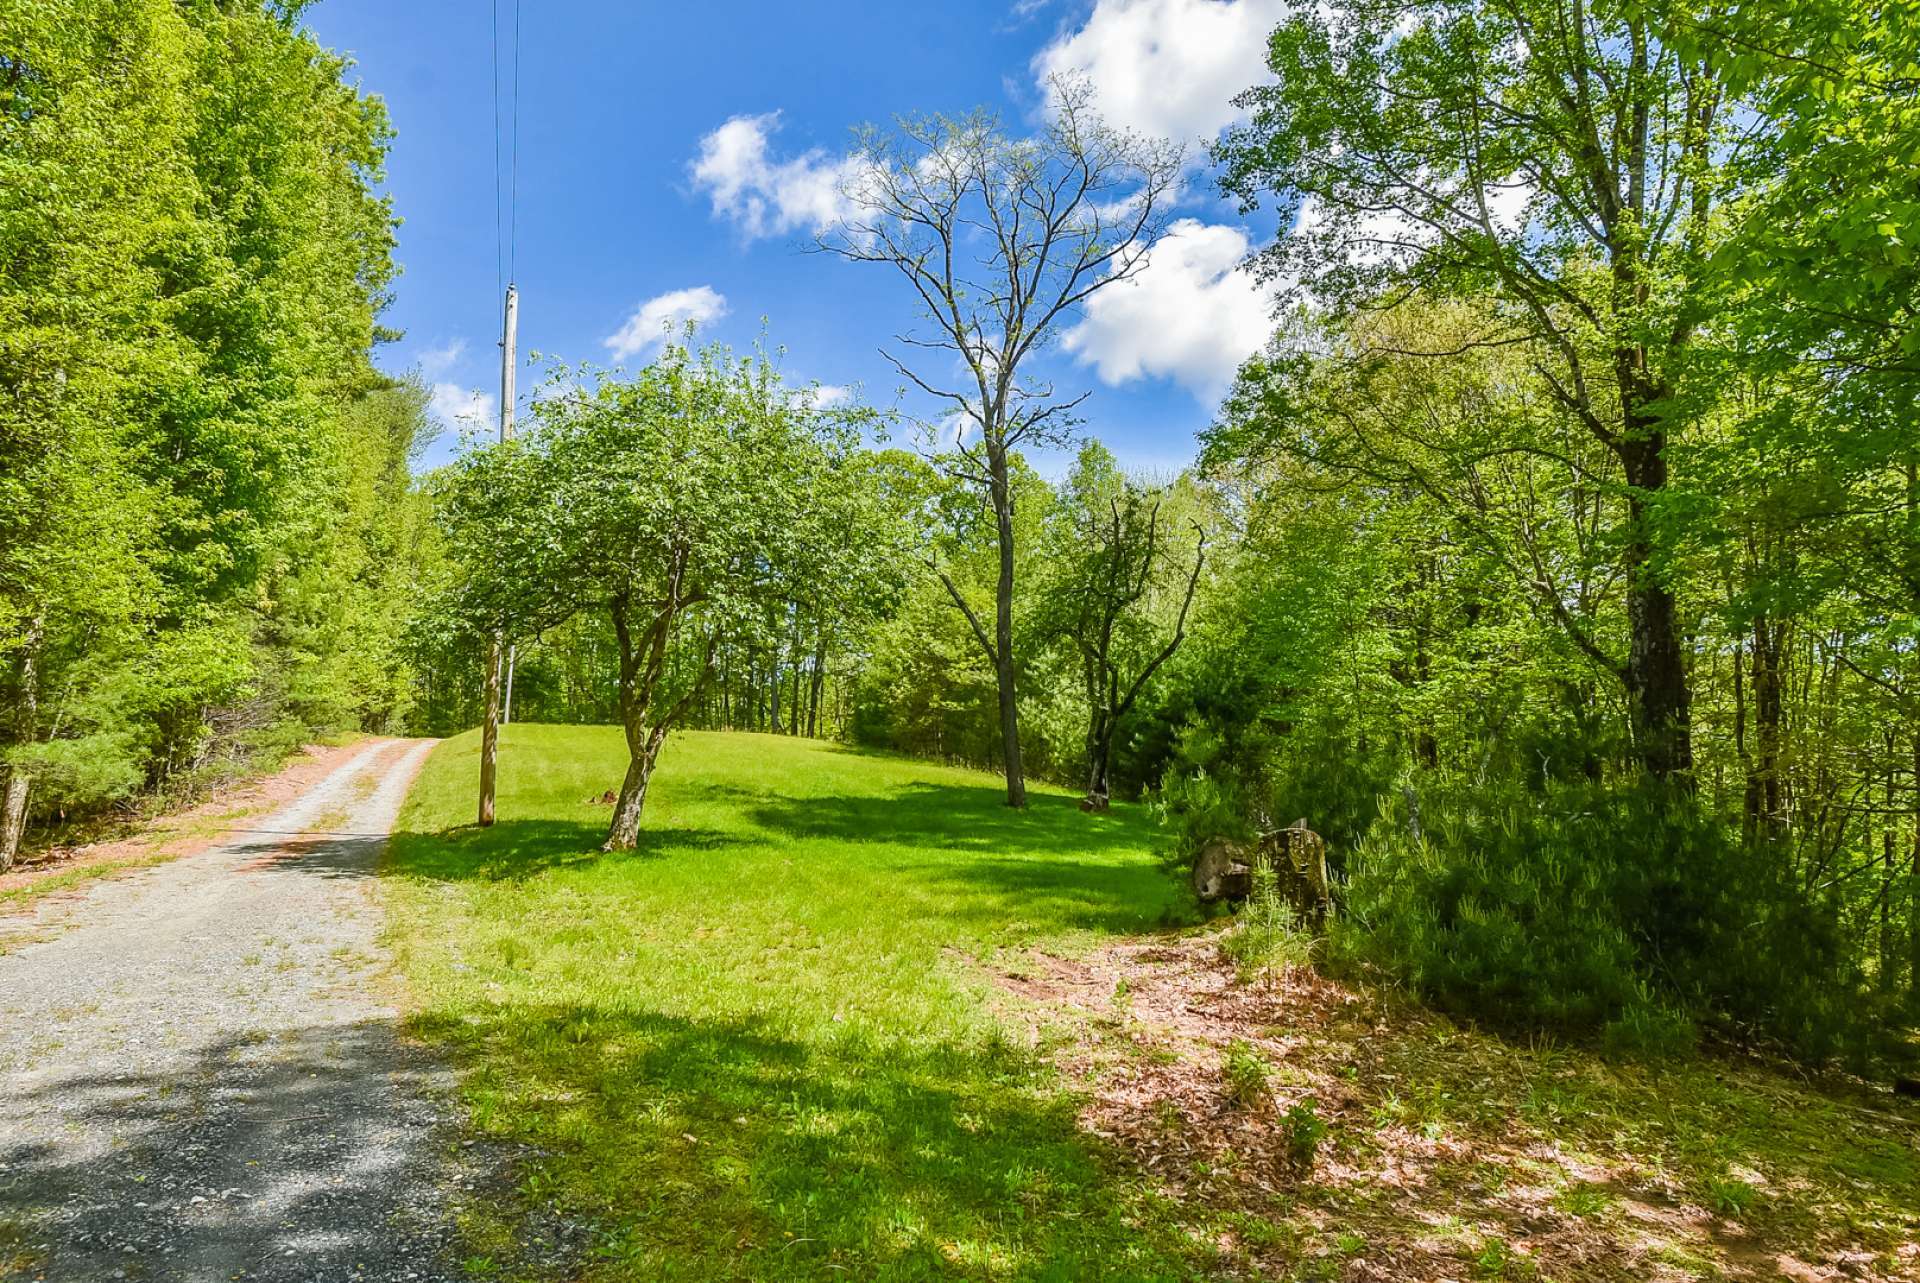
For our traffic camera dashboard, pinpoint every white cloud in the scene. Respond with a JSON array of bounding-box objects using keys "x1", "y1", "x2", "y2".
[
  {"x1": 1484, "y1": 176, "x2": 1535, "y2": 235},
  {"x1": 1033, "y1": 0, "x2": 1288, "y2": 144},
  {"x1": 603, "y1": 286, "x2": 731, "y2": 362},
  {"x1": 429, "y1": 381, "x2": 497, "y2": 436},
  {"x1": 795, "y1": 383, "x2": 852, "y2": 409},
  {"x1": 416, "y1": 338, "x2": 467, "y2": 380},
  {"x1": 1062, "y1": 218, "x2": 1275, "y2": 401},
  {"x1": 690, "y1": 113, "x2": 858, "y2": 240}
]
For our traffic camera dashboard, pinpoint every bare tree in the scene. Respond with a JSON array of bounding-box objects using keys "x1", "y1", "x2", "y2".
[
  {"x1": 1047, "y1": 446, "x2": 1207, "y2": 810},
  {"x1": 822, "y1": 79, "x2": 1183, "y2": 807},
  {"x1": 1072, "y1": 493, "x2": 1206, "y2": 810}
]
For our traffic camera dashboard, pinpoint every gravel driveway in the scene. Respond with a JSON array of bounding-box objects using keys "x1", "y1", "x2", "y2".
[{"x1": 0, "y1": 738, "x2": 462, "y2": 1282}]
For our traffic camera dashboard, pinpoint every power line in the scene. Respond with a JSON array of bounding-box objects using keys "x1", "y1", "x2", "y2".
[
  {"x1": 510, "y1": 0, "x2": 522, "y2": 285},
  {"x1": 489, "y1": 0, "x2": 503, "y2": 299}
]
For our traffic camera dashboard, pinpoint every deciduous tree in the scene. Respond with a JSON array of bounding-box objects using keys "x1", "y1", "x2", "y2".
[{"x1": 823, "y1": 81, "x2": 1182, "y2": 806}]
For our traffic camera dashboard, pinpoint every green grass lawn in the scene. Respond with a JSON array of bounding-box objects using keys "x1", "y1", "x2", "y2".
[{"x1": 384, "y1": 725, "x2": 1200, "y2": 1281}]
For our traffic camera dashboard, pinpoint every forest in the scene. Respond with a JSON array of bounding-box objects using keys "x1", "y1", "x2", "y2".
[
  {"x1": 418, "y1": 0, "x2": 1920, "y2": 1071},
  {"x1": 5, "y1": 0, "x2": 1917, "y2": 1085},
  {"x1": 1, "y1": 0, "x2": 430, "y2": 857}
]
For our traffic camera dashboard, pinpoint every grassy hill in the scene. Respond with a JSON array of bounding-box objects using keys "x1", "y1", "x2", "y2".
[
  {"x1": 384, "y1": 726, "x2": 1920, "y2": 1283},
  {"x1": 384, "y1": 726, "x2": 1194, "y2": 1280}
]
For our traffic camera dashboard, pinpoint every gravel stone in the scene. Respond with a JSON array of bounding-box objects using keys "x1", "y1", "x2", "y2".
[{"x1": 0, "y1": 739, "x2": 469, "y2": 1281}]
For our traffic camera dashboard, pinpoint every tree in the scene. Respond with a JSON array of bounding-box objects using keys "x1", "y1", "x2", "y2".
[
  {"x1": 434, "y1": 345, "x2": 847, "y2": 850},
  {"x1": 1216, "y1": 301, "x2": 1636, "y2": 765},
  {"x1": 1046, "y1": 445, "x2": 1206, "y2": 809},
  {"x1": 822, "y1": 80, "x2": 1183, "y2": 807},
  {"x1": 1217, "y1": 0, "x2": 1760, "y2": 781}
]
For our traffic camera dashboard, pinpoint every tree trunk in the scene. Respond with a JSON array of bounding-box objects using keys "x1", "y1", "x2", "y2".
[
  {"x1": 1882, "y1": 750, "x2": 1900, "y2": 995},
  {"x1": 605, "y1": 723, "x2": 667, "y2": 851},
  {"x1": 1911, "y1": 730, "x2": 1919, "y2": 1010},
  {"x1": 1907, "y1": 464, "x2": 1919, "y2": 1009},
  {"x1": 478, "y1": 631, "x2": 503, "y2": 826},
  {"x1": 1750, "y1": 617, "x2": 1786, "y2": 841},
  {"x1": 1618, "y1": 435, "x2": 1693, "y2": 782},
  {"x1": 1083, "y1": 721, "x2": 1113, "y2": 811},
  {"x1": 769, "y1": 646, "x2": 782, "y2": 734},
  {"x1": 989, "y1": 453, "x2": 1027, "y2": 808},
  {"x1": 806, "y1": 634, "x2": 827, "y2": 738},
  {"x1": 0, "y1": 766, "x2": 29, "y2": 871},
  {"x1": 788, "y1": 638, "x2": 803, "y2": 736},
  {"x1": 0, "y1": 617, "x2": 43, "y2": 871}
]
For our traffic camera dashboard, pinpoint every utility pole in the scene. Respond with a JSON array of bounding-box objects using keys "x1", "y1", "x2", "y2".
[
  {"x1": 478, "y1": 283, "x2": 518, "y2": 827},
  {"x1": 503, "y1": 648, "x2": 517, "y2": 725}
]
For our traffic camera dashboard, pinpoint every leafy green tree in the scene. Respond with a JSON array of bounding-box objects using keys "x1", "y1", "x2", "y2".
[
  {"x1": 1216, "y1": 0, "x2": 1767, "y2": 781},
  {"x1": 1042, "y1": 444, "x2": 1206, "y2": 809},
  {"x1": 435, "y1": 345, "x2": 851, "y2": 849},
  {"x1": 0, "y1": 0, "x2": 193, "y2": 864},
  {"x1": 1, "y1": 0, "x2": 405, "y2": 864}
]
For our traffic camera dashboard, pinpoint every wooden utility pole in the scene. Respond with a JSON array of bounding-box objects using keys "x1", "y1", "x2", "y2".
[{"x1": 478, "y1": 283, "x2": 518, "y2": 827}]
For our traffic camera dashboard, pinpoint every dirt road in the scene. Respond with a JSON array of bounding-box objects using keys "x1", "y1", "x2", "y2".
[{"x1": 0, "y1": 738, "x2": 461, "y2": 1281}]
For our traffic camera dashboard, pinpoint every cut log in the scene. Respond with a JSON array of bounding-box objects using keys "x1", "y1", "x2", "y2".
[{"x1": 1192, "y1": 837, "x2": 1252, "y2": 902}]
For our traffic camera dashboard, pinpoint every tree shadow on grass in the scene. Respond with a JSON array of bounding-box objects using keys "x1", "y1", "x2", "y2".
[
  {"x1": 387, "y1": 818, "x2": 746, "y2": 883},
  {"x1": 897, "y1": 854, "x2": 1195, "y2": 935},
  {"x1": 410, "y1": 1000, "x2": 1200, "y2": 1281},
  {"x1": 711, "y1": 781, "x2": 1190, "y2": 934},
  {"x1": 696, "y1": 778, "x2": 1153, "y2": 857}
]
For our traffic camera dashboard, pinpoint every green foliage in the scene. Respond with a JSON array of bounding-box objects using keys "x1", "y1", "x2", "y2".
[
  {"x1": 1332, "y1": 773, "x2": 1889, "y2": 1063},
  {"x1": 1550, "y1": 1182, "x2": 1614, "y2": 1219},
  {"x1": 1221, "y1": 862, "x2": 1317, "y2": 983},
  {"x1": 0, "y1": 1, "x2": 414, "y2": 855},
  {"x1": 1034, "y1": 442, "x2": 1210, "y2": 803},
  {"x1": 429, "y1": 343, "x2": 866, "y2": 843},
  {"x1": 846, "y1": 453, "x2": 1080, "y2": 776},
  {"x1": 1190, "y1": 0, "x2": 1920, "y2": 1070},
  {"x1": 1154, "y1": 728, "x2": 1256, "y2": 869},
  {"x1": 1471, "y1": 1237, "x2": 1531, "y2": 1280},
  {"x1": 1600, "y1": 1001, "x2": 1698, "y2": 1064},
  {"x1": 1698, "y1": 1171, "x2": 1760, "y2": 1220},
  {"x1": 1221, "y1": 1040, "x2": 1272, "y2": 1109},
  {"x1": 1279, "y1": 1100, "x2": 1326, "y2": 1173}
]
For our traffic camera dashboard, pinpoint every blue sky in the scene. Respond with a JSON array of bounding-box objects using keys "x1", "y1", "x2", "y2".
[{"x1": 301, "y1": 0, "x2": 1291, "y2": 475}]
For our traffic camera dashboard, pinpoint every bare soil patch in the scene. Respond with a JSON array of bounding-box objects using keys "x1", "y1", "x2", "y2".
[
  {"x1": 0, "y1": 739, "x2": 372, "y2": 910},
  {"x1": 981, "y1": 930, "x2": 1920, "y2": 1282}
]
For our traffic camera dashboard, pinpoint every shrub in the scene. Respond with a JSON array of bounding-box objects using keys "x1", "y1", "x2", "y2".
[
  {"x1": 1280, "y1": 1099, "x2": 1326, "y2": 1172},
  {"x1": 1331, "y1": 771, "x2": 1891, "y2": 1066},
  {"x1": 1156, "y1": 767, "x2": 1252, "y2": 870},
  {"x1": 1600, "y1": 996, "x2": 1697, "y2": 1062},
  {"x1": 1222, "y1": 1040, "x2": 1271, "y2": 1108},
  {"x1": 1698, "y1": 1171, "x2": 1759, "y2": 1219},
  {"x1": 1221, "y1": 862, "x2": 1318, "y2": 982}
]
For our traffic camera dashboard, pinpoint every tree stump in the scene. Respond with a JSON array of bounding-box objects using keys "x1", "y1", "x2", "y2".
[
  {"x1": 1258, "y1": 819, "x2": 1331, "y2": 926},
  {"x1": 1191, "y1": 837, "x2": 1253, "y2": 902},
  {"x1": 1190, "y1": 821, "x2": 1331, "y2": 920}
]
